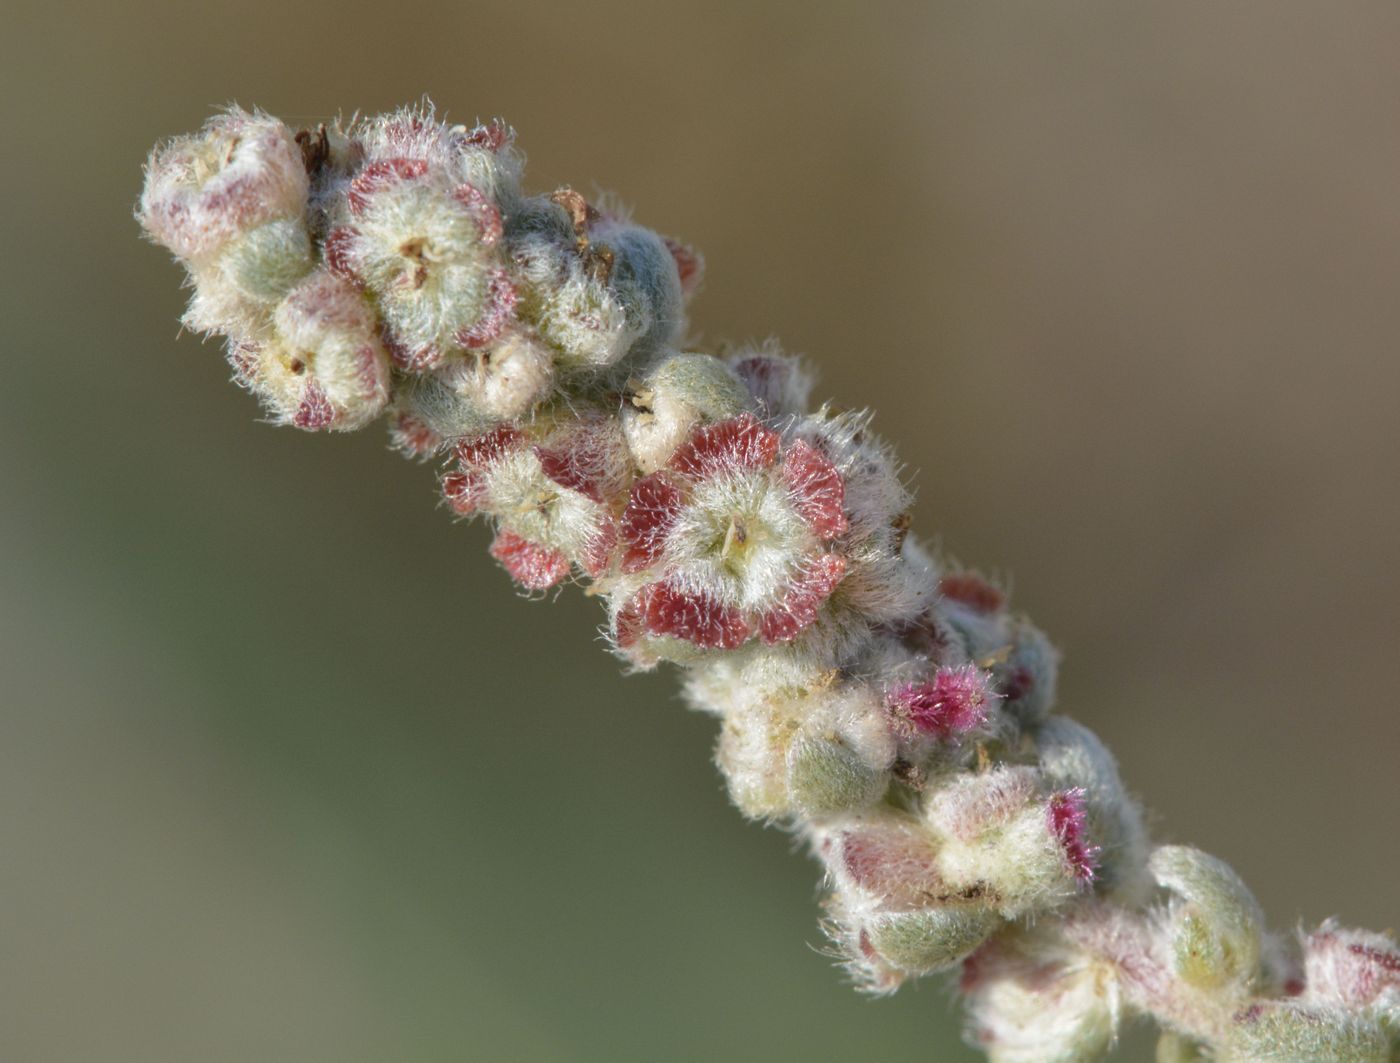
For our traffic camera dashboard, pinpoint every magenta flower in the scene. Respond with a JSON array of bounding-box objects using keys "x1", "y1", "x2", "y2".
[{"x1": 886, "y1": 664, "x2": 998, "y2": 739}]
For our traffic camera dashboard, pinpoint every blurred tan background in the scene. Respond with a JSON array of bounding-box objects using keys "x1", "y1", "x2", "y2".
[{"x1": 3, "y1": 1, "x2": 1399, "y2": 1059}]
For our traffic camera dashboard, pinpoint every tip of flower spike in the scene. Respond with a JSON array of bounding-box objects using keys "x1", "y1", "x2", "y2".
[{"x1": 1048, "y1": 789, "x2": 1098, "y2": 883}]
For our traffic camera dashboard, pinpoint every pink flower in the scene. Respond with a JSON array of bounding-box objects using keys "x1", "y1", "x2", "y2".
[
  {"x1": 612, "y1": 414, "x2": 850, "y2": 654},
  {"x1": 325, "y1": 154, "x2": 515, "y2": 371},
  {"x1": 444, "y1": 418, "x2": 627, "y2": 590},
  {"x1": 139, "y1": 108, "x2": 308, "y2": 263}
]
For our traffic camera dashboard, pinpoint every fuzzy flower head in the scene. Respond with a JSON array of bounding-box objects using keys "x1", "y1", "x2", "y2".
[
  {"x1": 228, "y1": 270, "x2": 390, "y2": 430},
  {"x1": 138, "y1": 107, "x2": 309, "y2": 264},
  {"x1": 443, "y1": 416, "x2": 629, "y2": 589},
  {"x1": 924, "y1": 766, "x2": 1098, "y2": 918},
  {"x1": 610, "y1": 413, "x2": 850, "y2": 660},
  {"x1": 814, "y1": 813, "x2": 1001, "y2": 992},
  {"x1": 326, "y1": 147, "x2": 515, "y2": 370},
  {"x1": 508, "y1": 192, "x2": 686, "y2": 373}
]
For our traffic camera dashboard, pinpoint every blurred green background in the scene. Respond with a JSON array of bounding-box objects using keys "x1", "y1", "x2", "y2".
[{"x1": 4, "y1": 2, "x2": 1399, "y2": 1060}]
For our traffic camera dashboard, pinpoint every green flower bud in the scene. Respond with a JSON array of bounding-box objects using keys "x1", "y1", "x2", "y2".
[
  {"x1": 786, "y1": 733, "x2": 887, "y2": 818},
  {"x1": 1149, "y1": 846, "x2": 1264, "y2": 993},
  {"x1": 866, "y1": 905, "x2": 1000, "y2": 976},
  {"x1": 218, "y1": 217, "x2": 314, "y2": 303},
  {"x1": 1222, "y1": 1001, "x2": 1391, "y2": 1062}
]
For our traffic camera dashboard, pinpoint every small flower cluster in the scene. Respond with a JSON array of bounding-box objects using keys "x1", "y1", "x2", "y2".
[{"x1": 139, "y1": 105, "x2": 1398, "y2": 1062}]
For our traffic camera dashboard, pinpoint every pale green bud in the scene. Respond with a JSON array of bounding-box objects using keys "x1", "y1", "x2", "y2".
[
  {"x1": 391, "y1": 372, "x2": 496, "y2": 440},
  {"x1": 866, "y1": 905, "x2": 1000, "y2": 976},
  {"x1": 1149, "y1": 846, "x2": 1264, "y2": 992},
  {"x1": 786, "y1": 733, "x2": 886, "y2": 817},
  {"x1": 1222, "y1": 1001, "x2": 1391, "y2": 1062},
  {"x1": 181, "y1": 217, "x2": 315, "y2": 340},
  {"x1": 218, "y1": 218, "x2": 314, "y2": 303}
]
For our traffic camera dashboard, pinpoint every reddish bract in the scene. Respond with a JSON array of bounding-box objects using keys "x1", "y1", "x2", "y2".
[
  {"x1": 455, "y1": 425, "x2": 525, "y2": 469},
  {"x1": 534, "y1": 421, "x2": 623, "y2": 503},
  {"x1": 1048, "y1": 789, "x2": 1098, "y2": 883},
  {"x1": 455, "y1": 270, "x2": 517, "y2": 349},
  {"x1": 441, "y1": 471, "x2": 486, "y2": 515},
  {"x1": 759, "y1": 553, "x2": 847, "y2": 644},
  {"x1": 939, "y1": 573, "x2": 1005, "y2": 615},
  {"x1": 619, "y1": 473, "x2": 685, "y2": 573},
  {"x1": 489, "y1": 530, "x2": 571, "y2": 590},
  {"x1": 781, "y1": 439, "x2": 848, "y2": 539},
  {"x1": 838, "y1": 826, "x2": 943, "y2": 904},
  {"x1": 346, "y1": 157, "x2": 429, "y2": 214},
  {"x1": 293, "y1": 382, "x2": 335, "y2": 429},
  {"x1": 669, "y1": 413, "x2": 779, "y2": 479},
  {"x1": 638, "y1": 582, "x2": 750, "y2": 650},
  {"x1": 451, "y1": 183, "x2": 504, "y2": 247},
  {"x1": 663, "y1": 236, "x2": 704, "y2": 297}
]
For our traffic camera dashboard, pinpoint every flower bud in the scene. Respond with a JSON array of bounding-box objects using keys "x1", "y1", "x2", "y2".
[
  {"x1": 356, "y1": 106, "x2": 522, "y2": 208},
  {"x1": 925, "y1": 767, "x2": 1097, "y2": 917},
  {"x1": 994, "y1": 618, "x2": 1060, "y2": 725},
  {"x1": 609, "y1": 414, "x2": 856, "y2": 662},
  {"x1": 328, "y1": 156, "x2": 512, "y2": 370},
  {"x1": 183, "y1": 217, "x2": 315, "y2": 338},
  {"x1": 447, "y1": 417, "x2": 627, "y2": 588},
  {"x1": 886, "y1": 664, "x2": 998, "y2": 741},
  {"x1": 786, "y1": 734, "x2": 887, "y2": 817},
  {"x1": 230, "y1": 270, "x2": 390, "y2": 430},
  {"x1": 139, "y1": 108, "x2": 308, "y2": 264},
  {"x1": 870, "y1": 907, "x2": 1002, "y2": 977},
  {"x1": 715, "y1": 701, "x2": 793, "y2": 819},
  {"x1": 622, "y1": 353, "x2": 750, "y2": 472},
  {"x1": 593, "y1": 218, "x2": 686, "y2": 361},
  {"x1": 387, "y1": 410, "x2": 443, "y2": 459},
  {"x1": 1149, "y1": 846, "x2": 1264, "y2": 994},
  {"x1": 1036, "y1": 717, "x2": 1149, "y2": 901},
  {"x1": 785, "y1": 685, "x2": 894, "y2": 817},
  {"x1": 728, "y1": 343, "x2": 815, "y2": 418},
  {"x1": 391, "y1": 372, "x2": 497, "y2": 441},
  {"x1": 1302, "y1": 920, "x2": 1400, "y2": 1033},
  {"x1": 817, "y1": 812, "x2": 1001, "y2": 988},
  {"x1": 1222, "y1": 1001, "x2": 1391, "y2": 1062},
  {"x1": 435, "y1": 329, "x2": 555, "y2": 420},
  {"x1": 517, "y1": 197, "x2": 684, "y2": 371},
  {"x1": 961, "y1": 934, "x2": 1119, "y2": 1063}
]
